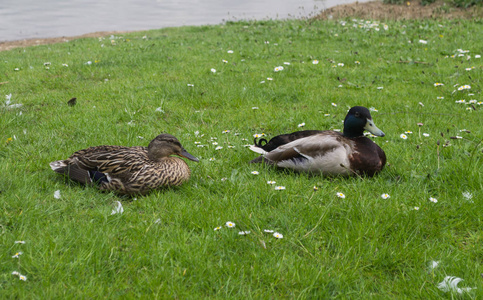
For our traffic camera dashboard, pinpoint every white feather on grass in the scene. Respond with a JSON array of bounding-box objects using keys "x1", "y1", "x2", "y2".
[
  {"x1": 111, "y1": 201, "x2": 124, "y2": 215},
  {"x1": 437, "y1": 276, "x2": 475, "y2": 294},
  {"x1": 428, "y1": 260, "x2": 439, "y2": 271}
]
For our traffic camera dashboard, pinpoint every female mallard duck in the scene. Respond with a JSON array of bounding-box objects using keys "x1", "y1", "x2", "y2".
[
  {"x1": 50, "y1": 133, "x2": 199, "y2": 195},
  {"x1": 249, "y1": 106, "x2": 386, "y2": 176}
]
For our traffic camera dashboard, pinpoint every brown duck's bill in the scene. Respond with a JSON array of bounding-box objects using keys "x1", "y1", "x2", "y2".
[{"x1": 179, "y1": 149, "x2": 200, "y2": 162}]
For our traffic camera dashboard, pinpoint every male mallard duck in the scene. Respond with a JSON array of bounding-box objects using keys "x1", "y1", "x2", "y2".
[
  {"x1": 50, "y1": 133, "x2": 199, "y2": 195},
  {"x1": 249, "y1": 106, "x2": 386, "y2": 176}
]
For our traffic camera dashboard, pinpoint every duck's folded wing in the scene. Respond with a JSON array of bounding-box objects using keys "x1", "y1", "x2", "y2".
[
  {"x1": 255, "y1": 130, "x2": 326, "y2": 151},
  {"x1": 263, "y1": 134, "x2": 344, "y2": 163},
  {"x1": 72, "y1": 146, "x2": 146, "y2": 175}
]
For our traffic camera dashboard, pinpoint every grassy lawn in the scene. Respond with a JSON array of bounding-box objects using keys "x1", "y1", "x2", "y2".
[{"x1": 1, "y1": 16, "x2": 482, "y2": 298}]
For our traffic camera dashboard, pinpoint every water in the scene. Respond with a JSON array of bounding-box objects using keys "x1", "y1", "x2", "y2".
[{"x1": 0, "y1": 0, "x2": 365, "y2": 42}]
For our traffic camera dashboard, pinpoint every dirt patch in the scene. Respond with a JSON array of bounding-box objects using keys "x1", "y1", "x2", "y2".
[
  {"x1": 315, "y1": 0, "x2": 482, "y2": 21},
  {"x1": 0, "y1": 31, "x2": 131, "y2": 52},
  {"x1": 1, "y1": 1, "x2": 481, "y2": 52}
]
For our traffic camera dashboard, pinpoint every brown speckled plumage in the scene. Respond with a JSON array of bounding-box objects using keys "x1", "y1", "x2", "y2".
[{"x1": 50, "y1": 134, "x2": 199, "y2": 195}]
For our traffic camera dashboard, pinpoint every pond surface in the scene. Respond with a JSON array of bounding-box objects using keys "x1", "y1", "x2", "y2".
[{"x1": 0, "y1": 0, "x2": 368, "y2": 42}]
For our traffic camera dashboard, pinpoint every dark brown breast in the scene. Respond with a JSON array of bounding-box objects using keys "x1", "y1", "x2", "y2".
[{"x1": 349, "y1": 137, "x2": 386, "y2": 176}]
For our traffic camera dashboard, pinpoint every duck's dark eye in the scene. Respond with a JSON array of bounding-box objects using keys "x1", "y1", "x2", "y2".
[{"x1": 355, "y1": 112, "x2": 361, "y2": 118}]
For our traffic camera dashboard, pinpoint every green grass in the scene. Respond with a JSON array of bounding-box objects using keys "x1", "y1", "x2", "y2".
[{"x1": 1, "y1": 17, "x2": 482, "y2": 298}]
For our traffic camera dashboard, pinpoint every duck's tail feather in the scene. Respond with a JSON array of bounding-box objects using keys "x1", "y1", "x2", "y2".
[
  {"x1": 254, "y1": 138, "x2": 268, "y2": 148},
  {"x1": 249, "y1": 156, "x2": 274, "y2": 164},
  {"x1": 249, "y1": 145, "x2": 267, "y2": 155},
  {"x1": 50, "y1": 160, "x2": 93, "y2": 185},
  {"x1": 50, "y1": 160, "x2": 67, "y2": 172}
]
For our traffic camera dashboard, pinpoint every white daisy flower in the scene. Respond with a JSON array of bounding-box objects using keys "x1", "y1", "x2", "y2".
[
  {"x1": 273, "y1": 232, "x2": 284, "y2": 239},
  {"x1": 225, "y1": 221, "x2": 236, "y2": 228},
  {"x1": 336, "y1": 192, "x2": 345, "y2": 199},
  {"x1": 429, "y1": 197, "x2": 438, "y2": 203},
  {"x1": 381, "y1": 193, "x2": 390, "y2": 199}
]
